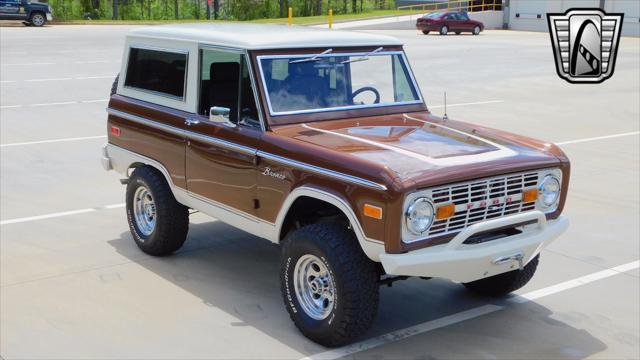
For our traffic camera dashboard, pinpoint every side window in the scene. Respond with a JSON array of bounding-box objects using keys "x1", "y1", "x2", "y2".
[
  {"x1": 199, "y1": 48, "x2": 260, "y2": 129},
  {"x1": 124, "y1": 47, "x2": 187, "y2": 99}
]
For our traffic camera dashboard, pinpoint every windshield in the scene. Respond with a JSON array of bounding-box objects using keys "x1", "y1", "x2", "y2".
[{"x1": 258, "y1": 51, "x2": 422, "y2": 116}]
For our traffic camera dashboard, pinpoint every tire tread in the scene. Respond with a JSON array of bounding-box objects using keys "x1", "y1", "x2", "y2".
[
  {"x1": 281, "y1": 223, "x2": 379, "y2": 347},
  {"x1": 127, "y1": 166, "x2": 189, "y2": 256}
]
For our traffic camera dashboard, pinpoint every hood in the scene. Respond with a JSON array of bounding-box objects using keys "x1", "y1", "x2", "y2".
[{"x1": 271, "y1": 112, "x2": 565, "y2": 190}]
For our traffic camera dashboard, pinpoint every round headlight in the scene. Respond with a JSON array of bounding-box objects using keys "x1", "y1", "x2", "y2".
[
  {"x1": 539, "y1": 175, "x2": 561, "y2": 207},
  {"x1": 406, "y1": 198, "x2": 434, "y2": 235}
]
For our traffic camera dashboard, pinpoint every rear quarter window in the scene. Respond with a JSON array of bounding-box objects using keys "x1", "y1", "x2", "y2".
[{"x1": 124, "y1": 47, "x2": 187, "y2": 99}]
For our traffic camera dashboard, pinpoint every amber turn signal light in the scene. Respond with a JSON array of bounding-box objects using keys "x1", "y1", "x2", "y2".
[
  {"x1": 363, "y1": 204, "x2": 383, "y2": 219},
  {"x1": 436, "y1": 204, "x2": 456, "y2": 220},
  {"x1": 522, "y1": 189, "x2": 539, "y2": 203}
]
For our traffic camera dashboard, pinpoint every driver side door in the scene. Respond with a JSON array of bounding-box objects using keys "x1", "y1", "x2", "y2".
[{"x1": 185, "y1": 47, "x2": 263, "y2": 218}]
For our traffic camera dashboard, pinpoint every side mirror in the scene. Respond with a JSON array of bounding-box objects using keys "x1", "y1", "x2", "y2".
[{"x1": 209, "y1": 106, "x2": 235, "y2": 128}]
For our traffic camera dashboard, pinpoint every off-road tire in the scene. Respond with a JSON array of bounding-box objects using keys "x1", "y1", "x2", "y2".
[
  {"x1": 473, "y1": 26, "x2": 481, "y2": 35},
  {"x1": 29, "y1": 12, "x2": 46, "y2": 27},
  {"x1": 422, "y1": 30, "x2": 430, "y2": 35},
  {"x1": 126, "y1": 166, "x2": 189, "y2": 256},
  {"x1": 463, "y1": 255, "x2": 540, "y2": 297},
  {"x1": 110, "y1": 74, "x2": 119, "y2": 96},
  {"x1": 440, "y1": 25, "x2": 448, "y2": 35},
  {"x1": 280, "y1": 222, "x2": 379, "y2": 347}
]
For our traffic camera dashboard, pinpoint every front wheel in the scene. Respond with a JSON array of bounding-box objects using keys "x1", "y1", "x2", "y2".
[
  {"x1": 280, "y1": 223, "x2": 379, "y2": 347},
  {"x1": 440, "y1": 25, "x2": 448, "y2": 35},
  {"x1": 463, "y1": 255, "x2": 540, "y2": 297},
  {"x1": 473, "y1": 26, "x2": 481, "y2": 35},
  {"x1": 126, "y1": 166, "x2": 189, "y2": 256},
  {"x1": 30, "y1": 12, "x2": 46, "y2": 27}
]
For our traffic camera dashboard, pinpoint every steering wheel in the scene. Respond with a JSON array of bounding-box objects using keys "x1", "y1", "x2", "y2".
[{"x1": 351, "y1": 86, "x2": 381, "y2": 104}]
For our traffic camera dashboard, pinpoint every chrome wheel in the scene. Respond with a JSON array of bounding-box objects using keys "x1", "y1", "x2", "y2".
[
  {"x1": 133, "y1": 186, "x2": 156, "y2": 237},
  {"x1": 294, "y1": 254, "x2": 335, "y2": 320},
  {"x1": 473, "y1": 26, "x2": 480, "y2": 35},
  {"x1": 441, "y1": 26, "x2": 448, "y2": 35},
  {"x1": 31, "y1": 14, "x2": 45, "y2": 26}
]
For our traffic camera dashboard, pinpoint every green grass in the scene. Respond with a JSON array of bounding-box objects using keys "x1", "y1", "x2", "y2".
[{"x1": 54, "y1": 9, "x2": 426, "y2": 25}]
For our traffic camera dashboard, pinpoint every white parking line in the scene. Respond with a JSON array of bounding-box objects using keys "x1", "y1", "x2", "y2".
[
  {"x1": 0, "y1": 135, "x2": 107, "y2": 147},
  {"x1": 1, "y1": 60, "x2": 117, "y2": 66},
  {"x1": 0, "y1": 62, "x2": 56, "y2": 66},
  {"x1": 1, "y1": 75, "x2": 114, "y2": 83},
  {"x1": 25, "y1": 78, "x2": 73, "y2": 82},
  {"x1": 302, "y1": 260, "x2": 640, "y2": 360},
  {"x1": 556, "y1": 131, "x2": 640, "y2": 145},
  {"x1": 430, "y1": 100, "x2": 505, "y2": 108},
  {"x1": 0, "y1": 99, "x2": 108, "y2": 109},
  {"x1": 0, "y1": 203, "x2": 125, "y2": 226}
]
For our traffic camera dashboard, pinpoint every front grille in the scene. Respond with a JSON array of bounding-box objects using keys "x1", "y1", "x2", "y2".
[{"x1": 426, "y1": 171, "x2": 539, "y2": 238}]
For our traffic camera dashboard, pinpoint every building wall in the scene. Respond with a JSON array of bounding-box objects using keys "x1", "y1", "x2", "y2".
[
  {"x1": 470, "y1": 11, "x2": 504, "y2": 29},
  {"x1": 507, "y1": 0, "x2": 639, "y2": 36}
]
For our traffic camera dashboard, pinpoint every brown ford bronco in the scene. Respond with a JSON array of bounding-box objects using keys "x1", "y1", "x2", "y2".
[{"x1": 102, "y1": 23, "x2": 570, "y2": 346}]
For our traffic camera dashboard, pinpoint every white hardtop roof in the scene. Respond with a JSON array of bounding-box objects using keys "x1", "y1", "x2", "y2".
[{"x1": 128, "y1": 23, "x2": 403, "y2": 50}]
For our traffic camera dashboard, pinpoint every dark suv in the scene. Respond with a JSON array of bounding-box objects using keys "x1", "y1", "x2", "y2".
[{"x1": 0, "y1": 0, "x2": 52, "y2": 26}]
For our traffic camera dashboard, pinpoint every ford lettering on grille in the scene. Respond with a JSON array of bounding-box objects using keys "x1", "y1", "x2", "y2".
[{"x1": 428, "y1": 171, "x2": 539, "y2": 238}]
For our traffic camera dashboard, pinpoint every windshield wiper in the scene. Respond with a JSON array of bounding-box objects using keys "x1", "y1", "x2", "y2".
[
  {"x1": 289, "y1": 49, "x2": 333, "y2": 64},
  {"x1": 340, "y1": 47, "x2": 384, "y2": 64}
]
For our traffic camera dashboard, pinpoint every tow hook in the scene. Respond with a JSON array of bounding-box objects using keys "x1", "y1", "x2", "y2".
[{"x1": 492, "y1": 252, "x2": 525, "y2": 270}]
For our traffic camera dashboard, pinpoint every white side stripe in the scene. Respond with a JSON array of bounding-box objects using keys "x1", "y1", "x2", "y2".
[
  {"x1": 0, "y1": 203, "x2": 125, "y2": 226},
  {"x1": 301, "y1": 260, "x2": 640, "y2": 360}
]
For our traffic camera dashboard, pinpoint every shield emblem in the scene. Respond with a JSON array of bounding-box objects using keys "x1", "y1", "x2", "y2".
[{"x1": 547, "y1": 9, "x2": 624, "y2": 84}]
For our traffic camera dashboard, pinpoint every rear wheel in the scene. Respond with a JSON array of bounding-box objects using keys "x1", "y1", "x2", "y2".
[
  {"x1": 126, "y1": 166, "x2": 189, "y2": 256},
  {"x1": 440, "y1": 25, "x2": 448, "y2": 35},
  {"x1": 455, "y1": 31, "x2": 461, "y2": 35},
  {"x1": 463, "y1": 255, "x2": 540, "y2": 297},
  {"x1": 421, "y1": 30, "x2": 430, "y2": 35},
  {"x1": 30, "y1": 12, "x2": 46, "y2": 26},
  {"x1": 280, "y1": 222, "x2": 379, "y2": 347},
  {"x1": 473, "y1": 25, "x2": 481, "y2": 35}
]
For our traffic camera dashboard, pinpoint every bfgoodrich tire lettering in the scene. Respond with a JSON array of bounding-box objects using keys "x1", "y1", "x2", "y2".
[
  {"x1": 126, "y1": 166, "x2": 189, "y2": 256},
  {"x1": 463, "y1": 255, "x2": 540, "y2": 296},
  {"x1": 280, "y1": 222, "x2": 379, "y2": 347}
]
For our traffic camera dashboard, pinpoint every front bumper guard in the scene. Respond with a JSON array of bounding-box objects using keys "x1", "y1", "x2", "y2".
[{"x1": 380, "y1": 211, "x2": 569, "y2": 283}]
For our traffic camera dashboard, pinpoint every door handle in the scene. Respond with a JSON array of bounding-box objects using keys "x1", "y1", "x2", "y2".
[{"x1": 185, "y1": 118, "x2": 200, "y2": 126}]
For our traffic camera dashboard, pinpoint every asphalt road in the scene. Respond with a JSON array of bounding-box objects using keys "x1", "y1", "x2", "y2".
[{"x1": 1, "y1": 25, "x2": 639, "y2": 360}]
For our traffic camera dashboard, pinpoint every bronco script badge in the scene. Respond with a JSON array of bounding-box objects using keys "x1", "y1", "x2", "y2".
[{"x1": 547, "y1": 8, "x2": 623, "y2": 84}]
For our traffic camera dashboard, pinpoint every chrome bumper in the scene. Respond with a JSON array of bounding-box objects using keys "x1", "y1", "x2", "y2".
[
  {"x1": 100, "y1": 144, "x2": 112, "y2": 171},
  {"x1": 380, "y1": 211, "x2": 569, "y2": 283}
]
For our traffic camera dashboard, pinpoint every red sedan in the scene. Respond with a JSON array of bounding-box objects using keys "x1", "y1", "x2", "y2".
[{"x1": 416, "y1": 11, "x2": 484, "y2": 35}]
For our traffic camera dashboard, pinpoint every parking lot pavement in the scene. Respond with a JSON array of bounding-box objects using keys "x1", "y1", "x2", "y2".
[{"x1": 1, "y1": 25, "x2": 639, "y2": 359}]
